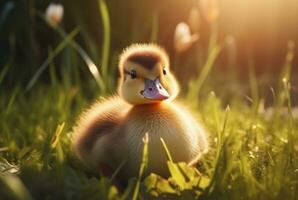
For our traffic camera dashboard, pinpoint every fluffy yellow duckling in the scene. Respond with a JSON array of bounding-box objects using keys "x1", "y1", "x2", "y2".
[{"x1": 72, "y1": 44, "x2": 208, "y2": 180}]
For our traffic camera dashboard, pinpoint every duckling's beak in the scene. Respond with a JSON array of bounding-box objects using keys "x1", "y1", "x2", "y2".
[{"x1": 141, "y1": 78, "x2": 170, "y2": 100}]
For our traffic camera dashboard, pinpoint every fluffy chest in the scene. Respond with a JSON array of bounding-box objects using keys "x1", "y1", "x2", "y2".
[
  {"x1": 123, "y1": 103, "x2": 191, "y2": 140},
  {"x1": 117, "y1": 103, "x2": 200, "y2": 176}
]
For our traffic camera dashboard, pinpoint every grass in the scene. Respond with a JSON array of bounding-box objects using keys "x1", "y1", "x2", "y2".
[
  {"x1": 0, "y1": 53, "x2": 297, "y2": 199},
  {"x1": 0, "y1": 1, "x2": 298, "y2": 199}
]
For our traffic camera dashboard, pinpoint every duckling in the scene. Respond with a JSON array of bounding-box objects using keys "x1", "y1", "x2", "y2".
[{"x1": 72, "y1": 44, "x2": 208, "y2": 180}]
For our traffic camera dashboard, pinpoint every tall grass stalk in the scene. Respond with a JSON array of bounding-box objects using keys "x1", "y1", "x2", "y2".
[
  {"x1": 37, "y1": 13, "x2": 107, "y2": 93},
  {"x1": 283, "y1": 78, "x2": 295, "y2": 173},
  {"x1": 5, "y1": 87, "x2": 19, "y2": 115},
  {"x1": 132, "y1": 133, "x2": 149, "y2": 200},
  {"x1": 160, "y1": 138, "x2": 174, "y2": 163},
  {"x1": 208, "y1": 24, "x2": 218, "y2": 55},
  {"x1": 187, "y1": 44, "x2": 221, "y2": 105},
  {"x1": 187, "y1": 22, "x2": 221, "y2": 106},
  {"x1": 25, "y1": 28, "x2": 80, "y2": 91},
  {"x1": 55, "y1": 27, "x2": 106, "y2": 93},
  {"x1": 0, "y1": 174, "x2": 33, "y2": 200},
  {"x1": 248, "y1": 61, "x2": 259, "y2": 117},
  {"x1": 206, "y1": 106, "x2": 229, "y2": 194},
  {"x1": 272, "y1": 41, "x2": 295, "y2": 123},
  {"x1": 0, "y1": 60, "x2": 11, "y2": 86},
  {"x1": 98, "y1": 0, "x2": 111, "y2": 83}
]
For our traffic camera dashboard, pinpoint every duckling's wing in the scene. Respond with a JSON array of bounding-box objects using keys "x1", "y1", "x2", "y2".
[{"x1": 72, "y1": 96, "x2": 131, "y2": 166}]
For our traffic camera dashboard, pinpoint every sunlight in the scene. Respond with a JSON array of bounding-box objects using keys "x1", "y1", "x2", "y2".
[{"x1": 0, "y1": 0, "x2": 297, "y2": 199}]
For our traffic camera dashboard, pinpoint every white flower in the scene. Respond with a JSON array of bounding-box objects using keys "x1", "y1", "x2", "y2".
[
  {"x1": 174, "y1": 22, "x2": 199, "y2": 53},
  {"x1": 188, "y1": 7, "x2": 200, "y2": 33},
  {"x1": 45, "y1": 3, "x2": 64, "y2": 27}
]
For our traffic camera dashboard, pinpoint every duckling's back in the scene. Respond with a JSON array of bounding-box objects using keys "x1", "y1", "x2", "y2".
[{"x1": 72, "y1": 96, "x2": 131, "y2": 167}]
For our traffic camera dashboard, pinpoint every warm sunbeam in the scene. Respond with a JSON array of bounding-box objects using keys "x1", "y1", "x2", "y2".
[{"x1": 0, "y1": 0, "x2": 297, "y2": 199}]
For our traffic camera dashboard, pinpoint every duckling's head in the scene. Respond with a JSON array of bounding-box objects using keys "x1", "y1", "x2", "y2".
[{"x1": 118, "y1": 44, "x2": 179, "y2": 105}]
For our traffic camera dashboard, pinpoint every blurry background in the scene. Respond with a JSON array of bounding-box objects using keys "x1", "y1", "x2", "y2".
[{"x1": 0, "y1": 0, "x2": 297, "y2": 103}]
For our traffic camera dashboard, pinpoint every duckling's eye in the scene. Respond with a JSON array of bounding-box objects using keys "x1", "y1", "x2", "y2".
[
  {"x1": 130, "y1": 70, "x2": 137, "y2": 79},
  {"x1": 163, "y1": 68, "x2": 167, "y2": 75}
]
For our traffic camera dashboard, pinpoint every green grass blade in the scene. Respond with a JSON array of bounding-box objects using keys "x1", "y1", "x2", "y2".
[
  {"x1": 187, "y1": 45, "x2": 221, "y2": 104},
  {"x1": 282, "y1": 78, "x2": 295, "y2": 173},
  {"x1": 160, "y1": 138, "x2": 188, "y2": 190},
  {"x1": 55, "y1": 27, "x2": 107, "y2": 93},
  {"x1": 0, "y1": 60, "x2": 11, "y2": 87},
  {"x1": 49, "y1": 49, "x2": 58, "y2": 87},
  {"x1": 0, "y1": 174, "x2": 33, "y2": 200},
  {"x1": 50, "y1": 122, "x2": 65, "y2": 149},
  {"x1": 37, "y1": 13, "x2": 106, "y2": 92},
  {"x1": 5, "y1": 87, "x2": 19, "y2": 115},
  {"x1": 98, "y1": 0, "x2": 111, "y2": 80},
  {"x1": 25, "y1": 28, "x2": 80, "y2": 91},
  {"x1": 205, "y1": 106, "x2": 230, "y2": 194},
  {"x1": 280, "y1": 41, "x2": 294, "y2": 85},
  {"x1": 196, "y1": 45, "x2": 221, "y2": 92},
  {"x1": 208, "y1": 23, "x2": 218, "y2": 54},
  {"x1": 160, "y1": 138, "x2": 173, "y2": 163},
  {"x1": 249, "y1": 61, "x2": 259, "y2": 105},
  {"x1": 109, "y1": 159, "x2": 126, "y2": 183},
  {"x1": 132, "y1": 133, "x2": 149, "y2": 200}
]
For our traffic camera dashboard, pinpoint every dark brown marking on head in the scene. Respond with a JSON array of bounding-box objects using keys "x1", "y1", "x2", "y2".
[{"x1": 128, "y1": 52, "x2": 161, "y2": 70}]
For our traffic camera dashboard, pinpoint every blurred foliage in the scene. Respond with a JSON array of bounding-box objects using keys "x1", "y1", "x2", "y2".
[{"x1": 1, "y1": 0, "x2": 297, "y2": 101}]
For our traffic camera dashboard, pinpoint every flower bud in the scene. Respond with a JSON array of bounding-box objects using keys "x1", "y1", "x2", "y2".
[
  {"x1": 174, "y1": 22, "x2": 199, "y2": 53},
  {"x1": 45, "y1": 3, "x2": 64, "y2": 27}
]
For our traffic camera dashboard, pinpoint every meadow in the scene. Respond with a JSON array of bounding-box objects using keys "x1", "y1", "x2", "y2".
[{"x1": 0, "y1": 0, "x2": 297, "y2": 199}]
